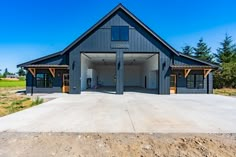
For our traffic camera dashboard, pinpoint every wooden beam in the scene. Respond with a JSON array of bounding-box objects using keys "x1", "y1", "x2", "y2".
[
  {"x1": 184, "y1": 69, "x2": 191, "y2": 78},
  {"x1": 49, "y1": 68, "x2": 56, "y2": 77},
  {"x1": 204, "y1": 69, "x2": 212, "y2": 78},
  {"x1": 28, "y1": 68, "x2": 36, "y2": 77}
]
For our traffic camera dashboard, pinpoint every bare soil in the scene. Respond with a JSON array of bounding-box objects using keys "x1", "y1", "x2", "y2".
[{"x1": 0, "y1": 133, "x2": 235, "y2": 157}]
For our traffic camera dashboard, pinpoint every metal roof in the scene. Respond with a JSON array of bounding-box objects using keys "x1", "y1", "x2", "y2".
[
  {"x1": 179, "y1": 53, "x2": 219, "y2": 68},
  {"x1": 24, "y1": 64, "x2": 69, "y2": 68},
  {"x1": 17, "y1": 51, "x2": 62, "y2": 68},
  {"x1": 171, "y1": 65, "x2": 216, "y2": 69}
]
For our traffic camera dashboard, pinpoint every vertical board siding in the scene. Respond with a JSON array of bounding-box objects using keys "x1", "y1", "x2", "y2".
[
  {"x1": 208, "y1": 72, "x2": 213, "y2": 94},
  {"x1": 116, "y1": 50, "x2": 124, "y2": 94},
  {"x1": 69, "y1": 48, "x2": 81, "y2": 94},
  {"x1": 77, "y1": 10, "x2": 161, "y2": 53}
]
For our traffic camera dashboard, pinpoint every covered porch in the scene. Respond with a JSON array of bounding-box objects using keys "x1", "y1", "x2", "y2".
[
  {"x1": 170, "y1": 65, "x2": 213, "y2": 94},
  {"x1": 25, "y1": 65, "x2": 69, "y2": 95}
]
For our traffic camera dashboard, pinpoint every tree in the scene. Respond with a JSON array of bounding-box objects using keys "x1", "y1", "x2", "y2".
[
  {"x1": 215, "y1": 34, "x2": 236, "y2": 64},
  {"x1": 193, "y1": 38, "x2": 213, "y2": 62},
  {"x1": 213, "y1": 34, "x2": 236, "y2": 89},
  {"x1": 17, "y1": 68, "x2": 26, "y2": 76},
  {"x1": 2, "y1": 68, "x2": 9, "y2": 78},
  {"x1": 182, "y1": 45, "x2": 193, "y2": 56}
]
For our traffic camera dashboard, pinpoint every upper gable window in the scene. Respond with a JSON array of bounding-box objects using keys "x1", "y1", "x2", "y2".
[{"x1": 111, "y1": 26, "x2": 129, "y2": 41}]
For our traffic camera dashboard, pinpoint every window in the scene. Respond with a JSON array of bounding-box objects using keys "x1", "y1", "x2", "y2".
[
  {"x1": 170, "y1": 75, "x2": 176, "y2": 87},
  {"x1": 187, "y1": 74, "x2": 204, "y2": 89},
  {"x1": 111, "y1": 26, "x2": 129, "y2": 41},
  {"x1": 36, "y1": 73, "x2": 53, "y2": 88},
  {"x1": 187, "y1": 75, "x2": 195, "y2": 88},
  {"x1": 195, "y1": 75, "x2": 204, "y2": 89}
]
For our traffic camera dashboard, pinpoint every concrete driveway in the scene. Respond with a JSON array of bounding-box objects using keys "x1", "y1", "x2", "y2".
[{"x1": 0, "y1": 93, "x2": 236, "y2": 133}]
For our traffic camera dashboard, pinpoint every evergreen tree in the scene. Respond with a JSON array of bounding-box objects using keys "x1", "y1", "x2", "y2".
[
  {"x1": 193, "y1": 38, "x2": 213, "y2": 62},
  {"x1": 17, "y1": 68, "x2": 26, "y2": 76},
  {"x1": 182, "y1": 45, "x2": 193, "y2": 56},
  {"x1": 215, "y1": 34, "x2": 236, "y2": 64},
  {"x1": 213, "y1": 34, "x2": 236, "y2": 88},
  {"x1": 3, "y1": 68, "x2": 8, "y2": 78}
]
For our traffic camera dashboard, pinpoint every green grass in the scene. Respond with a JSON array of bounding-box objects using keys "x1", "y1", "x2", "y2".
[
  {"x1": 30, "y1": 97, "x2": 44, "y2": 107},
  {"x1": 3, "y1": 98, "x2": 32, "y2": 114},
  {"x1": 214, "y1": 88, "x2": 236, "y2": 96},
  {"x1": 0, "y1": 80, "x2": 26, "y2": 87}
]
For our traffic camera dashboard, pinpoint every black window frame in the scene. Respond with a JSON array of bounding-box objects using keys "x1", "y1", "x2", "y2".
[
  {"x1": 195, "y1": 74, "x2": 204, "y2": 89},
  {"x1": 111, "y1": 26, "x2": 129, "y2": 41},
  {"x1": 36, "y1": 73, "x2": 53, "y2": 88},
  {"x1": 186, "y1": 74, "x2": 195, "y2": 89},
  {"x1": 186, "y1": 74, "x2": 204, "y2": 89}
]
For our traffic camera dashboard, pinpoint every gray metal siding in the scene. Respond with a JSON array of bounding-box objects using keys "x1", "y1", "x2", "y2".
[
  {"x1": 159, "y1": 51, "x2": 171, "y2": 94},
  {"x1": 76, "y1": 11, "x2": 160, "y2": 52},
  {"x1": 208, "y1": 72, "x2": 213, "y2": 94},
  {"x1": 69, "y1": 48, "x2": 81, "y2": 94},
  {"x1": 116, "y1": 50, "x2": 124, "y2": 94},
  {"x1": 26, "y1": 69, "x2": 68, "y2": 94}
]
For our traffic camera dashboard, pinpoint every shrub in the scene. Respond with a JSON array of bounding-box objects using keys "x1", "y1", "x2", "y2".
[
  {"x1": 31, "y1": 97, "x2": 44, "y2": 107},
  {"x1": 19, "y1": 76, "x2": 26, "y2": 81}
]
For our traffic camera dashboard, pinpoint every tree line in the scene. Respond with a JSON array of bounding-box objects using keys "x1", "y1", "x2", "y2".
[
  {"x1": 0, "y1": 68, "x2": 25, "y2": 78},
  {"x1": 182, "y1": 34, "x2": 236, "y2": 88}
]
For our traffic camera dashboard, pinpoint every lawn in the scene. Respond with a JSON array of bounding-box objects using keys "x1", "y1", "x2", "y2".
[
  {"x1": 0, "y1": 79, "x2": 25, "y2": 87},
  {"x1": 0, "y1": 87, "x2": 43, "y2": 117},
  {"x1": 214, "y1": 88, "x2": 236, "y2": 96}
]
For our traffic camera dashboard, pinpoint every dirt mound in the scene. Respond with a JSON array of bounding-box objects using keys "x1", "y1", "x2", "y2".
[{"x1": 0, "y1": 133, "x2": 235, "y2": 157}]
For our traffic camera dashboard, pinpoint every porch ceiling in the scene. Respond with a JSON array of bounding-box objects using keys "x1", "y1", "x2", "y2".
[{"x1": 83, "y1": 53, "x2": 156, "y2": 65}]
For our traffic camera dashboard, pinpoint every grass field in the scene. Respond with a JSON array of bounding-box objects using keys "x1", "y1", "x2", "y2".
[
  {"x1": 214, "y1": 88, "x2": 236, "y2": 96},
  {"x1": 0, "y1": 80, "x2": 25, "y2": 87}
]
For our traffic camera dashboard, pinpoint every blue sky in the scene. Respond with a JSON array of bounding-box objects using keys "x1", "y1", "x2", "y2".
[{"x1": 0, "y1": 0, "x2": 236, "y2": 73}]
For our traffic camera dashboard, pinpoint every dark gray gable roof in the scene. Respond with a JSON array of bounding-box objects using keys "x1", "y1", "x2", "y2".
[
  {"x1": 17, "y1": 3, "x2": 219, "y2": 68},
  {"x1": 60, "y1": 3, "x2": 180, "y2": 56},
  {"x1": 178, "y1": 53, "x2": 219, "y2": 68},
  {"x1": 17, "y1": 51, "x2": 62, "y2": 68}
]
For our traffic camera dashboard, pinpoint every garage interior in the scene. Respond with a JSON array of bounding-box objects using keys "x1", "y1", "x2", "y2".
[{"x1": 81, "y1": 53, "x2": 159, "y2": 94}]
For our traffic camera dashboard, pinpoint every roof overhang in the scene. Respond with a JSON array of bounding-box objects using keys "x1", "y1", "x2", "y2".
[
  {"x1": 178, "y1": 53, "x2": 220, "y2": 68},
  {"x1": 17, "y1": 51, "x2": 62, "y2": 68},
  {"x1": 170, "y1": 65, "x2": 214, "y2": 70},
  {"x1": 24, "y1": 65, "x2": 69, "y2": 69}
]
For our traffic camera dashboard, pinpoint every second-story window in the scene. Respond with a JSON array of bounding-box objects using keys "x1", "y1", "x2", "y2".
[{"x1": 111, "y1": 26, "x2": 129, "y2": 41}]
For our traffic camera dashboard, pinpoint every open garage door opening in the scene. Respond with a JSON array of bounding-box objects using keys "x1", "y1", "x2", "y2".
[
  {"x1": 124, "y1": 53, "x2": 159, "y2": 94},
  {"x1": 81, "y1": 52, "x2": 116, "y2": 94}
]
